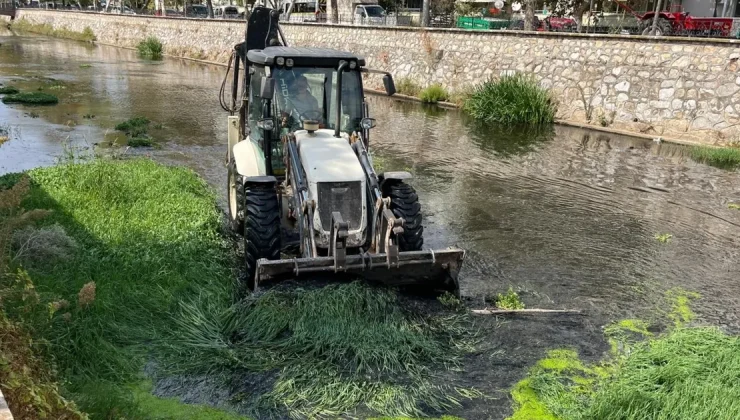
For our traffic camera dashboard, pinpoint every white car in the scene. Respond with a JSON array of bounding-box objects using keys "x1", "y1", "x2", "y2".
[{"x1": 353, "y1": 4, "x2": 386, "y2": 25}]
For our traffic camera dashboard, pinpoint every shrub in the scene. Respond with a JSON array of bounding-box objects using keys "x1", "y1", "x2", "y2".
[
  {"x1": 396, "y1": 77, "x2": 422, "y2": 97},
  {"x1": 463, "y1": 74, "x2": 556, "y2": 124},
  {"x1": 2, "y1": 92, "x2": 59, "y2": 105},
  {"x1": 689, "y1": 146, "x2": 740, "y2": 170},
  {"x1": 12, "y1": 224, "x2": 78, "y2": 264},
  {"x1": 137, "y1": 37, "x2": 164, "y2": 60},
  {"x1": 419, "y1": 84, "x2": 449, "y2": 104},
  {"x1": 0, "y1": 86, "x2": 20, "y2": 95}
]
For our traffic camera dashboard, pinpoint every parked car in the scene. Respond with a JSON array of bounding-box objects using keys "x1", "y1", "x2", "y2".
[
  {"x1": 214, "y1": 5, "x2": 238, "y2": 19},
  {"x1": 353, "y1": 4, "x2": 386, "y2": 25},
  {"x1": 186, "y1": 4, "x2": 208, "y2": 17},
  {"x1": 109, "y1": 5, "x2": 135, "y2": 14},
  {"x1": 165, "y1": 8, "x2": 183, "y2": 16}
]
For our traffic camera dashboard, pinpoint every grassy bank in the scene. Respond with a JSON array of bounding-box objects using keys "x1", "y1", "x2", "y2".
[
  {"x1": 0, "y1": 158, "x2": 479, "y2": 418},
  {"x1": 0, "y1": 159, "x2": 237, "y2": 418},
  {"x1": 690, "y1": 145, "x2": 740, "y2": 170},
  {"x1": 11, "y1": 19, "x2": 96, "y2": 42},
  {"x1": 2, "y1": 91, "x2": 59, "y2": 105},
  {"x1": 508, "y1": 290, "x2": 740, "y2": 420}
]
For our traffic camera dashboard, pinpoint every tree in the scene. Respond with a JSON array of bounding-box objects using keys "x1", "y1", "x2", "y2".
[
  {"x1": 421, "y1": 0, "x2": 430, "y2": 26},
  {"x1": 552, "y1": 0, "x2": 590, "y2": 32},
  {"x1": 524, "y1": 0, "x2": 535, "y2": 30},
  {"x1": 205, "y1": 0, "x2": 213, "y2": 18},
  {"x1": 329, "y1": 0, "x2": 337, "y2": 22}
]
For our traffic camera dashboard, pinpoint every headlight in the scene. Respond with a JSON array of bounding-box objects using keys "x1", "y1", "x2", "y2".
[
  {"x1": 257, "y1": 118, "x2": 274, "y2": 131},
  {"x1": 360, "y1": 118, "x2": 376, "y2": 130},
  {"x1": 286, "y1": 58, "x2": 294, "y2": 67},
  {"x1": 276, "y1": 57, "x2": 285, "y2": 66}
]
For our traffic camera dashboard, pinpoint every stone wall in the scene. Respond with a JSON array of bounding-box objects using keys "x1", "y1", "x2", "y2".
[{"x1": 14, "y1": 10, "x2": 740, "y2": 145}]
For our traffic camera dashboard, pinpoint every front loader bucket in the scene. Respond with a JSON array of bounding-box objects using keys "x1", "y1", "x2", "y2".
[{"x1": 255, "y1": 248, "x2": 465, "y2": 294}]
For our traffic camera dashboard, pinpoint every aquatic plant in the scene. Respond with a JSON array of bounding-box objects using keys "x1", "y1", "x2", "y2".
[
  {"x1": 396, "y1": 77, "x2": 422, "y2": 97},
  {"x1": 495, "y1": 287, "x2": 525, "y2": 310},
  {"x1": 419, "y1": 84, "x2": 449, "y2": 104},
  {"x1": 167, "y1": 281, "x2": 481, "y2": 418},
  {"x1": 690, "y1": 145, "x2": 740, "y2": 170},
  {"x1": 463, "y1": 74, "x2": 556, "y2": 125},
  {"x1": 508, "y1": 289, "x2": 738, "y2": 420},
  {"x1": 126, "y1": 136, "x2": 154, "y2": 147},
  {"x1": 0, "y1": 86, "x2": 20, "y2": 95},
  {"x1": 137, "y1": 36, "x2": 164, "y2": 60},
  {"x1": 2, "y1": 92, "x2": 59, "y2": 105},
  {"x1": 655, "y1": 233, "x2": 673, "y2": 243},
  {"x1": 115, "y1": 117, "x2": 155, "y2": 147}
]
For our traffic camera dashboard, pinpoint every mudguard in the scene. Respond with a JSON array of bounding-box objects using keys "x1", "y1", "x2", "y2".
[{"x1": 233, "y1": 138, "x2": 267, "y2": 177}]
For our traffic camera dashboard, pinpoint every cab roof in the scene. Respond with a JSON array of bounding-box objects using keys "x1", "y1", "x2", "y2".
[{"x1": 247, "y1": 47, "x2": 366, "y2": 68}]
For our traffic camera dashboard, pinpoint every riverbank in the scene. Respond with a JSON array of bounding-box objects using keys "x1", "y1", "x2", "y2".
[
  {"x1": 0, "y1": 159, "x2": 484, "y2": 419},
  {"x1": 10, "y1": 9, "x2": 740, "y2": 147}
]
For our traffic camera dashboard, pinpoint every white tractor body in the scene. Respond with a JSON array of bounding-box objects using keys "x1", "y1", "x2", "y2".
[{"x1": 296, "y1": 129, "x2": 367, "y2": 248}]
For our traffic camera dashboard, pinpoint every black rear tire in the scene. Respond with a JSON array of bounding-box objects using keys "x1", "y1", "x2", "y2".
[
  {"x1": 243, "y1": 183, "x2": 281, "y2": 291},
  {"x1": 383, "y1": 181, "x2": 424, "y2": 251}
]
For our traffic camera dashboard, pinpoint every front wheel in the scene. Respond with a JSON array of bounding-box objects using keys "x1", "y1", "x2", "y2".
[
  {"x1": 641, "y1": 18, "x2": 672, "y2": 36},
  {"x1": 383, "y1": 181, "x2": 424, "y2": 251},
  {"x1": 243, "y1": 183, "x2": 281, "y2": 291}
]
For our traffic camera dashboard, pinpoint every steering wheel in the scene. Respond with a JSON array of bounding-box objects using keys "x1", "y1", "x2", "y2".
[{"x1": 299, "y1": 109, "x2": 323, "y2": 122}]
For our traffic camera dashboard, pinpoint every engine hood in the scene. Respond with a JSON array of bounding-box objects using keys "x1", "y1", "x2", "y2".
[{"x1": 296, "y1": 129, "x2": 365, "y2": 183}]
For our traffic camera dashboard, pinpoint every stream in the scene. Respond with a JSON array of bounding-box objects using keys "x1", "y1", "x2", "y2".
[{"x1": 2, "y1": 29, "x2": 739, "y2": 419}]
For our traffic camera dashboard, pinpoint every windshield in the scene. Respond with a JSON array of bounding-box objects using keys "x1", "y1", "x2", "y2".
[
  {"x1": 271, "y1": 67, "x2": 363, "y2": 135},
  {"x1": 364, "y1": 6, "x2": 385, "y2": 17}
]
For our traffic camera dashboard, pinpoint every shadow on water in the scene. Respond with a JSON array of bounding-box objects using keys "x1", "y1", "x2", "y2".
[{"x1": 466, "y1": 119, "x2": 555, "y2": 158}]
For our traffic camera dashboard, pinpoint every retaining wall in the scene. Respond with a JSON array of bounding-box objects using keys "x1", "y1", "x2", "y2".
[{"x1": 13, "y1": 10, "x2": 740, "y2": 145}]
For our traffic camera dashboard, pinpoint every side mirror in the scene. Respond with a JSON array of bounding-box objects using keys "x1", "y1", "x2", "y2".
[
  {"x1": 361, "y1": 118, "x2": 376, "y2": 129},
  {"x1": 260, "y1": 76, "x2": 274, "y2": 100},
  {"x1": 382, "y1": 74, "x2": 396, "y2": 96}
]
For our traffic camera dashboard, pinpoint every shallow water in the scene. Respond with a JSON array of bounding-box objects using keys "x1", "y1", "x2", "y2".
[{"x1": 2, "y1": 29, "x2": 739, "y2": 418}]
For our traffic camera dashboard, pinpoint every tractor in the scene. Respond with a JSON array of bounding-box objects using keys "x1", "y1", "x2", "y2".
[{"x1": 223, "y1": 6, "x2": 465, "y2": 293}]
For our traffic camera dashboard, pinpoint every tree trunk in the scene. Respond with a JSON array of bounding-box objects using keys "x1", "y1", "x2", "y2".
[
  {"x1": 421, "y1": 0, "x2": 430, "y2": 27},
  {"x1": 205, "y1": 0, "x2": 213, "y2": 18},
  {"x1": 574, "y1": 1, "x2": 589, "y2": 33},
  {"x1": 650, "y1": 0, "x2": 663, "y2": 35},
  {"x1": 330, "y1": 0, "x2": 337, "y2": 23},
  {"x1": 524, "y1": 0, "x2": 535, "y2": 31}
]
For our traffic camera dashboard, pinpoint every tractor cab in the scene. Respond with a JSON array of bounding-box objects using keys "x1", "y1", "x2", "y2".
[{"x1": 243, "y1": 46, "x2": 395, "y2": 177}]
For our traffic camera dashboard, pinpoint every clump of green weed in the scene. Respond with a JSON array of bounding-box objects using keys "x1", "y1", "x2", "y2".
[
  {"x1": 167, "y1": 282, "x2": 480, "y2": 418},
  {"x1": 690, "y1": 146, "x2": 740, "y2": 169},
  {"x1": 655, "y1": 233, "x2": 672, "y2": 243},
  {"x1": 137, "y1": 36, "x2": 164, "y2": 60},
  {"x1": 495, "y1": 287, "x2": 525, "y2": 310},
  {"x1": 79, "y1": 64, "x2": 93, "y2": 69},
  {"x1": 0, "y1": 86, "x2": 20, "y2": 95},
  {"x1": 127, "y1": 137, "x2": 154, "y2": 147},
  {"x1": 438, "y1": 291, "x2": 464, "y2": 311},
  {"x1": 2, "y1": 92, "x2": 59, "y2": 105},
  {"x1": 464, "y1": 74, "x2": 556, "y2": 124},
  {"x1": 419, "y1": 84, "x2": 449, "y2": 104},
  {"x1": 729, "y1": 203, "x2": 740, "y2": 210},
  {"x1": 396, "y1": 77, "x2": 422, "y2": 97},
  {"x1": 115, "y1": 117, "x2": 156, "y2": 147}
]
